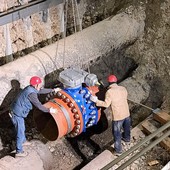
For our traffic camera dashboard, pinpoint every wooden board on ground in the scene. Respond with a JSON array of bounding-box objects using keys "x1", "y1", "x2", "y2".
[{"x1": 153, "y1": 111, "x2": 170, "y2": 124}]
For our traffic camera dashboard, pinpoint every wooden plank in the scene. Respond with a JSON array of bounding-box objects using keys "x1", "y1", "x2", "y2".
[
  {"x1": 153, "y1": 111, "x2": 170, "y2": 124},
  {"x1": 141, "y1": 120, "x2": 170, "y2": 151},
  {"x1": 142, "y1": 120, "x2": 159, "y2": 135}
]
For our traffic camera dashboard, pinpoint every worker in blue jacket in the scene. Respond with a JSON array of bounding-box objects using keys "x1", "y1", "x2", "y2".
[{"x1": 10, "y1": 76, "x2": 60, "y2": 157}]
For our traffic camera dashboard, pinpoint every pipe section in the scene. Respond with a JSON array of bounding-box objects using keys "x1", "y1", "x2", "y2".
[
  {"x1": 0, "y1": 12, "x2": 144, "y2": 106},
  {"x1": 0, "y1": 140, "x2": 53, "y2": 170},
  {"x1": 33, "y1": 86, "x2": 101, "y2": 140}
]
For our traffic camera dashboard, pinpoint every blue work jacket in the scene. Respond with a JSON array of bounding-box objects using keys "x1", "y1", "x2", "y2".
[{"x1": 11, "y1": 85, "x2": 38, "y2": 118}]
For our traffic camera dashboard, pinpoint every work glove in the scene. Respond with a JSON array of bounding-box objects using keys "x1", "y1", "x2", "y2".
[
  {"x1": 90, "y1": 95, "x2": 98, "y2": 103},
  {"x1": 49, "y1": 107, "x2": 57, "y2": 114},
  {"x1": 53, "y1": 87, "x2": 61, "y2": 93}
]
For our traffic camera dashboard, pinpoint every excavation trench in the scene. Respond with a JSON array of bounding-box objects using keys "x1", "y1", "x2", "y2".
[
  {"x1": 0, "y1": 0, "x2": 168, "y2": 169},
  {"x1": 0, "y1": 12, "x2": 146, "y2": 170},
  {"x1": 32, "y1": 50, "x2": 139, "y2": 170},
  {"x1": 0, "y1": 48, "x2": 139, "y2": 170},
  {"x1": 33, "y1": 49, "x2": 138, "y2": 142}
]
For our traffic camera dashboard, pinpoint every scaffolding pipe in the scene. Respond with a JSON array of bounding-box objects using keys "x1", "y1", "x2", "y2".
[
  {"x1": 117, "y1": 129, "x2": 170, "y2": 170},
  {"x1": 101, "y1": 120, "x2": 170, "y2": 170}
]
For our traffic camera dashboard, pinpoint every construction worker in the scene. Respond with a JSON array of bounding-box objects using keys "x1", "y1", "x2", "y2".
[
  {"x1": 90, "y1": 75, "x2": 131, "y2": 155},
  {"x1": 10, "y1": 76, "x2": 60, "y2": 157}
]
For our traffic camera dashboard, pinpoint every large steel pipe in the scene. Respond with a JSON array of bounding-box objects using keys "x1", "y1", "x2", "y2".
[
  {"x1": 33, "y1": 86, "x2": 101, "y2": 140},
  {"x1": 0, "y1": 140, "x2": 53, "y2": 170},
  {"x1": 0, "y1": 12, "x2": 144, "y2": 106}
]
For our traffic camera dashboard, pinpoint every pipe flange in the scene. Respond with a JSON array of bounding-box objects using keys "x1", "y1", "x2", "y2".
[
  {"x1": 46, "y1": 91, "x2": 59, "y2": 101},
  {"x1": 57, "y1": 91, "x2": 62, "y2": 97},
  {"x1": 61, "y1": 94, "x2": 66, "y2": 99},
  {"x1": 65, "y1": 98, "x2": 70, "y2": 103},
  {"x1": 49, "y1": 90, "x2": 84, "y2": 137},
  {"x1": 72, "y1": 108, "x2": 77, "y2": 113}
]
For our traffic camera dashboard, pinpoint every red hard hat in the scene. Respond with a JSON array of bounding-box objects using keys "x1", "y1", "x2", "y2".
[
  {"x1": 107, "y1": 75, "x2": 117, "y2": 83},
  {"x1": 30, "y1": 76, "x2": 42, "y2": 86}
]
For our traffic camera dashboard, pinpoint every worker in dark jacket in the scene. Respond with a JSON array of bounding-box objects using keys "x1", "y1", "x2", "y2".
[
  {"x1": 90, "y1": 75, "x2": 131, "y2": 155},
  {"x1": 10, "y1": 76, "x2": 60, "y2": 157}
]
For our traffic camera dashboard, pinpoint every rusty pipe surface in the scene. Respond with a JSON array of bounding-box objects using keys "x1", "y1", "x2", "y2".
[
  {"x1": 0, "y1": 12, "x2": 144, "y2": 107},
  {"x1": 0, "y1": 140, "x2": 53, "y2": 170},
  {"x1": 33, "y1": 86, "x2": 101, "y2": 140}
]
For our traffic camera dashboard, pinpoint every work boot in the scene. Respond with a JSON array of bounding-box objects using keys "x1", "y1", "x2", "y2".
[
  {"x1": 15, "y1": 151, "x2": 28, "y2": 157},
  {"x1": 23, "y1": 141, "x2": 32, "y2": 146},
  {"x1": 114, "y1": 151, "x2": 122, "y2": 156},
  {"x1": 122, "y1": 137, "x2": 130, "y2": 143}
]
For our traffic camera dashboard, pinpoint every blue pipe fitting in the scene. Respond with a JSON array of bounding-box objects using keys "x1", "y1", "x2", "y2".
[{"x1": 63, "y1": 86, "x2": 99, "y2": 132}]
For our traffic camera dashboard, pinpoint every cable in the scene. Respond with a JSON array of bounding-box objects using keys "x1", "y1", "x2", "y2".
[
  {"x1": 54, "y1": 1, "x2": 65, "y2": 69},
  {"x1": 74, "y1": 0, "x2": 82, "y2": 31},
  {"x1": 74, "y1": 0, "x2": 92, "y2": 73},
  {"x1": 71, "y1": 0, "x2": 77, "y2": 33},
  {"x1": 63, "y1": 0, "x2": 68, "y2": 68}
]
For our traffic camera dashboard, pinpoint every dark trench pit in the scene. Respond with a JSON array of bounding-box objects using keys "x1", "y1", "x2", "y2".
[{"x1": 89, "y1": 49, "x2": 138, "y2": 86}]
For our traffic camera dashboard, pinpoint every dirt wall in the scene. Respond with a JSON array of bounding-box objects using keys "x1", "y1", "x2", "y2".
[{"x1": 123, "y1": 0, "x2": 170, "y2": 110}]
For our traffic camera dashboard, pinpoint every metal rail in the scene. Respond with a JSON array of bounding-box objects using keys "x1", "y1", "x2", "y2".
[
  {"x1": 0, "y1": 0, "x2": 63, "y2": 26},
  {"x1": 117, "y1": 129, "x2": 170, "y2": 170},
  {"x1": 101, "y1": 120, "x2": 170, "y2": 170}
]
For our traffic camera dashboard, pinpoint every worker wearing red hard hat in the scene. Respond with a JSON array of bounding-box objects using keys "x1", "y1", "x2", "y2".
[
  {"x1": 10, "y1": 76, "x2": 61, "y2": 157},
  {"x1": 90, "y1": 74, "x2": 131, "y2": 155}
]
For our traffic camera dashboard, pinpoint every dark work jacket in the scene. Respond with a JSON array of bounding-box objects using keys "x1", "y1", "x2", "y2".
[{"x1": 11, "y1": 86, "x2": 39, "y2": 118}]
